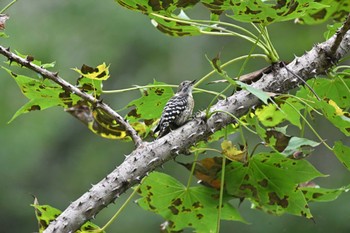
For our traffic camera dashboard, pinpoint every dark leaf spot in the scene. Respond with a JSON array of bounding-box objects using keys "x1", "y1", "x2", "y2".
[
  {"x1": 154, "y1": 88, "x2": 164, "y2": 96},
  {"x1": 196, "y1": 213, "x2": 204, "y2": 219},
  {"x1": 312, "y1": 193, "x2": 323, "y2": 199},
  {"x1": 40, "y1": 219, "x2": 48, "y2": 228},
  {"x1": 168, "y1": 205, "x2": 179, "y2": 215},
  {"x1": 258, "y1": 179, "x2": 268, "y2": 188},
  {"x1": 28, "y1": 105, "x2": 41, "y2": 111},
  {"x1": 172, "y1": 198, "x2": 182, "y2": 206},
  {"x1": 192, "y1": 201, "x2": 203, "y2": 209},
  {"x1": 268, "y1": 192, "x2": 289, "y2": 208}
]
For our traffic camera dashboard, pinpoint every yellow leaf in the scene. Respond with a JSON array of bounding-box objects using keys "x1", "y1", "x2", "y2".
[
  {"x1": 221, "y1": 140, "x2": 247, "y2": 162},
  {"x1": 72, "y1": 63, "x2": 110, "y2": 80},
  {"x1": 328, "y1": 99, "x2": 343, "y2": 116}
]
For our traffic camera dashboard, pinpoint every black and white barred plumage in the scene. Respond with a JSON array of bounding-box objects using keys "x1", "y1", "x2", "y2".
[{"x1": 154, "y1": 80, "x2": 195, "y2": 138}]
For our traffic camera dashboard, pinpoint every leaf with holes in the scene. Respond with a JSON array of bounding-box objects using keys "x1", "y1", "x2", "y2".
[
  {"x1": 255, "y1": 103, "x2": 285, "y2": 127},
  {"x1": 126, "y1": 81, "x2": 174, "y2": 121},
  {"x1": 3, "y1": 67, "x2": 80, "y2": 123},
  {"x1": 300, "y1": 185, "x2": 350, "y2": 202},
  {"x1": 319, "y1": 100, "x2": 350, "y2": 136},
  {"x1": 297, "y1": 0, "x2": 350, "y2": 24},
  {"x1": 282, "y1": 137, "x2": 320, "y2": 156},
  {"x1": 225, "y1": 152, "x2": 326, "y2": 218},
  {"x1": 137, "y1": 172, "x2": 246, "y2": 232},
  {"x1": 31, "y1": 203, "x2": 104, "y2": 233},
  {"x1": 311, "y1": 77, "x2": 350, "y2": 109}
]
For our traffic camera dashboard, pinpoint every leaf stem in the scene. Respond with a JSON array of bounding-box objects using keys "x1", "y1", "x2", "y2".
[
  {"x1": 0, "y1": 0, "x2": 17, "y2": 14},
  {"x1": 186, "y1": 151, "x2": 200, "y2": 189},
  {"x1": 195, "y1": 54, "x2": 268, "y2": 87},
  {"x1": 103, "y1": 85, "x2": 226, "y2": 98},
  {"x1": 209, "y1": 110, "x2": 257, "y2": 135},
  {"x1": 283, "y1": 99, "x2": 332, "y2": 151},
  {"x1": 98, "y1": 185, "x2": 140, "y2": 232},
  {"x1": 216, "y1": 154, "x2": 226, "y2": 233}
]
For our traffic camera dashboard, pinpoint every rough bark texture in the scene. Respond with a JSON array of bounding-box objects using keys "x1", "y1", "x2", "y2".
[{"x1": 1, "y1": 18, "x2": 349, "y2": 233}]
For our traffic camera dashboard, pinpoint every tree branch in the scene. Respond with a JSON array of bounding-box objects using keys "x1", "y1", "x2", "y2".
[
  {"x1": 38, "y1": 26, "x2": 350, "y2": 232},
  {"x1": 1, "y1": 21, "x2": 350, "y2": 233},
  {"x1": 329, "y1": 14, "x2": 350, "y2": 59},
  {"x1": 0, "y1": 47, "x2": 143, "y2": 147}
]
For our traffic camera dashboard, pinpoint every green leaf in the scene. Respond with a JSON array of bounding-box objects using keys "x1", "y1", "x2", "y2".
[
  {"x1": 126, "y1": 81, "x2": 174, "y2": 120},
  {"x1": 137, "y1": 172, "x2": 246, "y2": 232},
  {"x1": 298, "y1": 0, "x2": 350, "y2": 24},
  {"x1": 319, "y1": 100, "x2": 350, "y2": 136},
  {"x1": 280, "y1": 97, "x2": 305, "y2": 128},
  {"x1": 312, "y1": 77, "x2": 350, "y2": 109},
  {"x1": 333, "y1": 141, "x2": 350, "y2": 171},
  {"x1": 255, "y1": 103, "x2": 285, "y2": 127},
  {"x1": 209, "y1": 0, "x2": 328, "y2": 24},
  {"x1": 301, "y1": 185, "x2": 350, "y2": 202},
  {"x1": 225, "y1": 152, "x2": 325, "y2": 218},
  {"x1": 324, "y1": 22, "x2": 343, "y2": 40},
  {"x1": 31, "y1": 203, "x2": 104, "y2": 233},
  {"x1": 3, "y1": 67, "x2": 80, "y2": 122},
  {"x1": 282, "y1": 137, "x2": 320, "y2": 156},
  {"x1": 236, "y1": 81, "x2": 271, "y2": 104}
]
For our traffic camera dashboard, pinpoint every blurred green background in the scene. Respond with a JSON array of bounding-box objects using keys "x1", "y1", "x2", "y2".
[{"x1": 0, "y1": 0, "x2": 349, "y2": 232}]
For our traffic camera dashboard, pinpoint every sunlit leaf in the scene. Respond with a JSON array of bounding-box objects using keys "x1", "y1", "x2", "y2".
[
  {"x1": 226, "y1": 0, "x2": 328, "y2": 25},
  {"x1": 2, "y1": 67, "x2": 80, "y2": 122},
  {"x1": 72, "y1": 63, "x2": 110, "y2": 80},
  {"x1": 312, "y1": 77, "x2": 350, "y2": 109},
  {"x1": 297, "y1": 0, "x2": 350, "y2": 24},
  {"x1": 255, "y1": 104, "x2": 285, "y2": 127},
  {"x1": 221, "y1": 140, "x2": 247, "y2": 162},
  {"x1": 137, "y1": 172, "x2": 246, "y2": 232},
  {"x1": 319, "y1": 100, "x2": 350, "y2": 136},
  {"x1": 126, "y1": 81, "x2": 174, "y2": 120}
]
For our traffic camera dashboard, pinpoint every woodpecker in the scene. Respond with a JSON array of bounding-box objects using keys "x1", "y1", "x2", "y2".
[{"x1": 154, "y1": 80, "x2": 196, "y2": 138}]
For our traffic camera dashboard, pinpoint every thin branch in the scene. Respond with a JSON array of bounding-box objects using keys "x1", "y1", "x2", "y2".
[
  {"x1": 0, "y1": 46, "x2": 143, "y2": 147},
  {"x1": 329, "y1": 13, "x2": 350, "y2": 59}
]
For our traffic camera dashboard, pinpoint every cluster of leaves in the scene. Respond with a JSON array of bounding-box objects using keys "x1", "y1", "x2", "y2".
[
  {"x1": 3, "y1": 54, "x2": 174, "y2": 140},
  {"x1": 2, "y1": 0, "x2": 350, "y2": 232},
  {"x1": 32, "y1": 197, "x2": 105, "y2": 233},
  {"x1": 135, "y1": 71, "x2": 350, "y2": 232}
]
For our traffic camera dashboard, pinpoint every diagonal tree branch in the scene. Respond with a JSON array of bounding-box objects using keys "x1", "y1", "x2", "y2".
[
  {"x1": 1, "y1": 20, "x2": 350, "y2": 233},
  {"x1": 38, "y1": 23, "x2": 350, "y2": 233},
  {"x1": 0, "y1": 47, "x2": 143, "y2": 147},
  {"x1": 329, "y1": 14, "x2": 350, "y2": 59}
]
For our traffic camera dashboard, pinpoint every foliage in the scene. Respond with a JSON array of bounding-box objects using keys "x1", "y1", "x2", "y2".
[
  {"x1": 32, "y1": 198, "x2": 105, "y2": 233},
  {"x1": 1, "y1": 0, "x2": 350, "y2": 232}
]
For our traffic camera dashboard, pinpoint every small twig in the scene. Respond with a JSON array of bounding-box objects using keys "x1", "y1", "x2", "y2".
[
  {"x1": 0, "y1": 45, "x2": 143, "y2": 147},
  {"x1": 283, "y1": 63, "x2": 321, "y2": 101},
  {"x1": 329, "y1": 13, "x2": 350, "y2": 58},
  {"x1": 0, "y1": 0, "x2": 17, "y2": 14}
]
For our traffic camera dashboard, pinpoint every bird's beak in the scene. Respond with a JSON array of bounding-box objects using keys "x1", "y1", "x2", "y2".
[{"x1": 191, "y1": 80, "x2": 196, "y2": 85}]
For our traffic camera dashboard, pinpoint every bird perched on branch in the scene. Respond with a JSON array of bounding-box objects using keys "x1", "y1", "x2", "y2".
[{"x1": 154, "y1": 80, "x2": 196, "y2": 138}]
